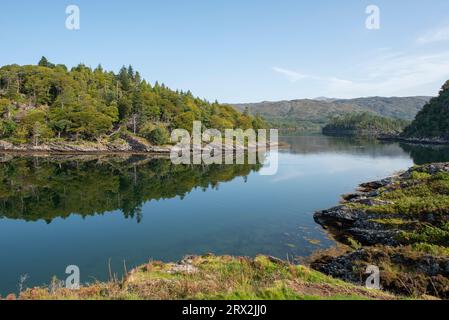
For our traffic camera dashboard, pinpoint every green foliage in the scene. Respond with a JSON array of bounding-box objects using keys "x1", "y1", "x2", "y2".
[
  {"x1": 0, "y1": 59, "x2": 264, "y2": 145},
  {"x1": 400, "y1": 223, "x2": 449, "y2": 246},
  {"x1": 38, "y1": 56, "x2": 55, "y2": 69},
  {"x1": 348, "y1": 165, "x2": 449, "y2": 249},
  {"x1": 146, "y1": 125, "x2": 170, "y2": 145},
  {"x1": 365, "y1": 170, "x2": 449, "y2": 216},
  {"x1": 411, "y1": 243, "x2": 449, "y2": 256},
  {"x1": 403, "y1": 80, "x2": 449, "y2": 139},
  {"x1": 323, "y1": 112, "x2": 409, "y2": 136}
]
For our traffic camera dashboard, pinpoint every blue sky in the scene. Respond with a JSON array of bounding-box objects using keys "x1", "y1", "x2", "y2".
[{"x1": 1, "y1": 0, "x2": 449, "y2": 102}]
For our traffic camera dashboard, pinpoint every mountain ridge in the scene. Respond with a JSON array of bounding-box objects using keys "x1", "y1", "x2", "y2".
[{"x1": 233, "y1": 96, "x2": 432, "y2": 131}]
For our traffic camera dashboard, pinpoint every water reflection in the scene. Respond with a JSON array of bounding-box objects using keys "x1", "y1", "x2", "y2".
[
  {"x1": 1, "y1": 137, "x2": 449, "y2": 224},
  {"x1": 282, "y1": 135, "x2": 404, "y2": 157},
  {"x1": 0, "y1": 155, "x2": 261, "y2": 223},
  {"x1": 282, "y1": 135, "x2": 449, "y2": 164},
  {"x1": 399, "y1": 143, "x2": 449, "y2": 165}
]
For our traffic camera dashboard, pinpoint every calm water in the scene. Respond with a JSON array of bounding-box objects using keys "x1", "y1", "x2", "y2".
[{"x1": 1, "y1": 135, "x2": 449, "y2": 295}]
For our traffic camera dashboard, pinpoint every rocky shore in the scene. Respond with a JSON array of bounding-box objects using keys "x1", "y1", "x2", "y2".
[
  {"x1": 312, "y1": 163, "x2": 449, "y2": 298},
  {"x1": 0, "y1": 135, "x2": 171, "y2": 154},
  {"x1": 0, "y1": 138, "x2": 281, "y2": 155},
  {"x1": 378, "y1": 135, "x2": 449, "y2": 146},
  {"x1": 323, "y1": 129, "x2": 396, "y2": 138}
]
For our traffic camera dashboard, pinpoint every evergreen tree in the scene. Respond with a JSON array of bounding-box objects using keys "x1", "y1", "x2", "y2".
[
  {"x1": 38, "y1": 56, "x2": 55, "y2": 68},
  {"x1": 403, "y1": 80, "x2": 449, "y2": 139}
]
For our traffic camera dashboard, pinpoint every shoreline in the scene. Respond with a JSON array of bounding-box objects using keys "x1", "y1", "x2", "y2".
[
  {"x1": 311, "y1": 162, "x2": 449, "y2": 298},
  {"x1": 378, "y1": 135, "x2": 449, "y2": 146},
  {"x1": 321, "y1": 131, "x2": 449, "y2": 146},
  {"x1": 0, "y1": 140, "x2": 285, "y2": 156},
  {"x1": 12, "y1": 254, "x2": 396, "y2": 300}
]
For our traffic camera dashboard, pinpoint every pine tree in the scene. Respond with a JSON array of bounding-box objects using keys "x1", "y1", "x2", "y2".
[{"x1": 38, "y1": 56, "x2": 55, "y2": 68}]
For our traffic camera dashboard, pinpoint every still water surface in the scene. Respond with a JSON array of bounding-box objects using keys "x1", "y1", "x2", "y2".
[{"x1": 1, "y1": 135, "x2": 449, "y2": 295}]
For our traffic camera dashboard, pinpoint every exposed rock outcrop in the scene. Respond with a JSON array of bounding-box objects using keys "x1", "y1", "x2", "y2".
[
  {"x1": 0, "y1": 139, "x2": 172, "y2": 154},
  {"x1": 312, "y1": 162, "x2": 449, "y2": 298}
]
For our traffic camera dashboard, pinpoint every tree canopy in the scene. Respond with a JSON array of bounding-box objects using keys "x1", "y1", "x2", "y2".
[
  {"x1": 322, "y1": 112, "x2": 409, "y2": 136},
  {"x1": 402, "y1": 80, "x2": 449, "y2": 139},
  {"x1": 0, "y1": 57, "x2": 265, "y2": 145}
]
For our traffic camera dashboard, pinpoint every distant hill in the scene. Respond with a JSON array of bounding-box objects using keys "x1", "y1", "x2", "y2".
[
  {"x1": 233, "y1": 96, "x2": 431, "y2": 131},
  {"x1": 402, "y1": 80, "x2": 449, "y2": 141}
]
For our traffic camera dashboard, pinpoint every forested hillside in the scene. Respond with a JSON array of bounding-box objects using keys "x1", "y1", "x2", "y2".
[
  {"x1": 402, "y1": 80, "x2": 449, "y2": 140},
  {"x1": 234, "y1": 96, "x2": 430, "y2": 131},
  {"x1": 0, "y1": 57, "x2": 264, "y2": 146},
  {"x1": 322, "y1": 112, "x2": 409, "y2": 137}
]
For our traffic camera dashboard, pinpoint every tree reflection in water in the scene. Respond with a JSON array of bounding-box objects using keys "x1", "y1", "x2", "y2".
[{"x1": 0, "y1": 154, "x2": 262, "y2": 223}]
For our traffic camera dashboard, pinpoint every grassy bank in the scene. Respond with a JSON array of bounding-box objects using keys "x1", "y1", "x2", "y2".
[
  {"x1": 313, "y1": 163, "x2": 449, "y2": 298},
  {"x1": 14, "y1": 255, "x2": 394, "y2": 300}
]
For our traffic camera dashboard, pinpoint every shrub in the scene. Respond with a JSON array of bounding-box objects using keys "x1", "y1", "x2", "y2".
[{"x1": 147, "y1": 126, "x2": 170, "y2": 145}]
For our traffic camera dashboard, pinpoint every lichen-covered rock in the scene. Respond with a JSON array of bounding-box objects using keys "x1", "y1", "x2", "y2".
[
  {"x1": 312, "y1": 163, "x2": 449, "y2": 299},
  {"x1": 311, "y1": 247, "x2": 449, "y2": 298}
]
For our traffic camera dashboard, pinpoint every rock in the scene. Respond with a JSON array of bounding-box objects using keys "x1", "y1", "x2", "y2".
[
  {"x1": 312, "y1": 162, "x2": 449, "y2": 299},
  {"x1": 123, "y1": 135, "x2": 152, "y2": 152},
  {"x1": 150, "y1": 146, "x2": 171, "y2": 153},
  {"x1": 167, "y1": 264, "x2": 198, "y2": 274},
  {"x1": 348, "y1": 228, "x2": 400, "y2": 246},
  {"x1": 107, "y1": 139, "x2": 133, "y2": 152},
  {"x1": 311, "y1": 247, "x2": 449, "y2": 298},
  {"x1": 352, "y1": 198, "x2": 394, "y2": 206},
  {"x1": 314, "y1": 206, "x2": 365, "y2": 228},
  {"x1": 0, "y1": 140, "x2": 14, "y2": 150}
]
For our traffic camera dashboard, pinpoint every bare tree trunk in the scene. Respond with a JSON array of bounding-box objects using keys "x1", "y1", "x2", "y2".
[{"x1": 133, "y1": 114, "x2": 137, "y2": 134}]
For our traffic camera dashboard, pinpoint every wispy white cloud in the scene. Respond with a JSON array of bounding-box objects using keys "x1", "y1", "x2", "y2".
[
  {"x1": 272, "y1": 67, "x2": 307, "y2": 82},
  {"x1": 273, "y1": 50, "x2": 449, "y2": 98},
  {"x1": 328, "y1": 51, "x2": 449, "y2": 97},
  {"x1": 417, "y1": 25, "x2": 449, "y2": 44},
  {"x1": 273, "y1": 21, "x2": 449, "y2": 98},
  {"x1": 273, "y1": 67, "x2": 352, "y2": 86}
]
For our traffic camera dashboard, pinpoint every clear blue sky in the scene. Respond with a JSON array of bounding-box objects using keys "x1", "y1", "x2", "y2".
[{"x1": 1, "y1": 0, "x2": 449, "y2": 102}]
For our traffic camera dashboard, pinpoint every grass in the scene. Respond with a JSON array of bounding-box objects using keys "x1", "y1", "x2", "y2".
[
  {"x1": 15, "y1": 255, "x2": 394, "y2": 301},
  {"x1": 312, "y1": 164, "x2": 449, "y2": 298},
  {"x1": 399, "y1": 223, "x2": 449, "y2": 246},
  {"x1": 368, "y1": 218, "x2": 410, "y2": 226},
  {"x1": 370, "y1": 171, "x2": 449, "y2": 216},
  {"x1": 350, "y1": 170, "x2": 449, "y2": 217},
  {"x1": 347, "y1": 168, "x2": 449, "y2": 247},
  {"x1": 353, "y1": 246, "x2": 449, "y2": 298},
  {"x1": 410, "y1": 243, "x2": 449, "y2": 256}
]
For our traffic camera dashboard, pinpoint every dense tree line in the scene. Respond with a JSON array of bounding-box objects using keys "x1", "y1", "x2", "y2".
[
  {"x1": 0, "y1": 57, "x2": 265, "y2": 145},
  {"x1": 402, "y1": 80, "x2": 449, "y2": 139},
  {"x1": 322, "y1": 112, "x2": 409, "y2": 136}
]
